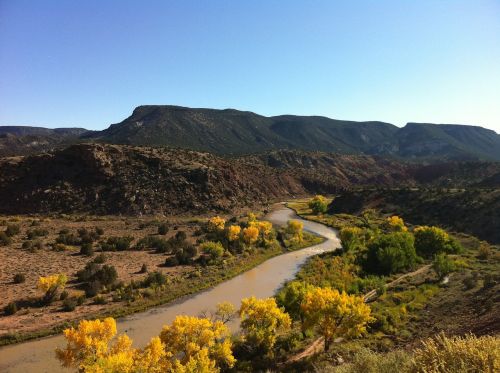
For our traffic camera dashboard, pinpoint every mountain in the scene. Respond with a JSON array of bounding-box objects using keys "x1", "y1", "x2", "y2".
[
  {"x1": 2, "y1": 105, "x2": 499, "y2": 160},
  {"x1": 87, "y1": 105, "x2": 500, "y2": 160},
  {"x1": 0, "y1": 126, "x2": 89, "y2": 157}
]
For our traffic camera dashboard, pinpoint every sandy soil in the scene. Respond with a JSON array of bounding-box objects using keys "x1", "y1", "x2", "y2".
[{"x1": 0, "y1": 215, "x2": 201, "y2": 336}]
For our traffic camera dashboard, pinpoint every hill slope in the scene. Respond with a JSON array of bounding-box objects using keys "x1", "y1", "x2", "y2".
[{"x1": 86, "y1": 105, "x2": 500, "y2": 160}]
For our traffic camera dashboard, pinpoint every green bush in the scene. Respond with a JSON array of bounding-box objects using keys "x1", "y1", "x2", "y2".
[
  {"x1": 200, "y1": 241, "x2": 224, "y2": 261},
  {"x1": 13, "y1": 273, "x2": 25, "y2": 284},
  {"x1": 366, "y1": 232, "x2": 417, "y2": 275},
  {"x1": 62, "y1": 298, "x2": 77, "y2": 312},
  {"x1": 80, "y1": 242, "x2": 94, "y2": 256},
  {"x1": 142, "y1": 271, "x2": 167, "y2": 287},
  {"x1": 0, "y1": 232, "x2": 12, "y2": 246},
  {"x1": 308, "y1": 195, "x2": 328, "y2": 215},
  {"x1": 158, "y1": 222, "x2": 169, "y2": 235},
  {"x1": 5, "y1": 224, "x2": 21, "y2": 237},
  {"x1": 432, "y1": 253, "x2": 455, "y2": 280},
  {"x1": 101, "y1": 236, "x2": 134, "y2": 251},
  {"x1": 27, "y1": 228, "x2": 49, "y2": 240},
  {"x1": 4, "y1": 302, "x2": 18, "y2": 315}
]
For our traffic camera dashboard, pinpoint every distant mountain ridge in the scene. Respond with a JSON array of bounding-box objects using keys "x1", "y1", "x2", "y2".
[{"x1": 2, "y1": 105, "x2": 499, "y2": 160}]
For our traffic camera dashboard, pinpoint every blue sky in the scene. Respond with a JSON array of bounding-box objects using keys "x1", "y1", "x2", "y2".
[{"x1": 1, "y1": 0, "x2": 499, "y2": 132}]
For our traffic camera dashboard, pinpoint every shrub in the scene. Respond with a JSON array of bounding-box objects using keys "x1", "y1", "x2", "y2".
[
  {"x1": 93, "y1": 295, "x2": 107, "y2": 305},
  {"x1": 142, "y1": 271, "x2": 167, "y2": 287},
  {"x1": 201, "y1": 241, "x2": 224, "y2": 261},
  {"x1": 22, "y1": 240, "x2": 32, "y2": 250},
  {"x1": 477, "y1": 244, "x2": 492, "y2": 260},
  {"x1": 412, "y1": 333, "x2": 500, "y2": 372},
  {"x1": 4, "y1": 302, "x2": 18, "y2": 315},
  {"x1": 93, "y1": 253, "x2": 106, "y2": 264},
  {"x1": 175, "y1": 245, "x2": 197, "y2": 265},
  {"x1": 80, "y1": 242, "x2": 94, "y2": 256},
  {"x1": 366, "y1": 232, "x2": 417, "y2": 275},
  {"x1": 100, "y1": 236, "x2": 134, "y2": 251},
  {"x1": 60, "y1": 290, "x2": 69, "y2": 300},
  {"x1": 414, "y1": 226, "x2": 462, "y2": 258},
  {"x1": 13, "y1": 273, "x2": 26, "y2": 284},
  {"x1": 77, "y1": 262, "x2": 118, "y2": 297},
  {"x1": 329, "y1": 348, "x2": 412, "y2": 373},
  {"x1": 139, "y1": 263, "x2": 148, "y2": 274},
  {"x1": 62, "y1": 298, "x2": 77, "y2": 312},
  {"x1": 56, "y1": 231, "x2": 79, "y2": 245},
  {"x1": 157, "y1": 222, "x2": 169, "y2": 235},
  {"x1": 164, "y1": 256, "x2": 179, "y2": 267},
  {"x1": 32, "y1": 239, "x2": 44, "y2": 250},
  {"x1": 95, "y1": 227, "x2": 104, "y2": 236},
  {"x1": 27, "y1": 228, "x2": 49, "y2": 240},
  {"x1": 0, "y1": 232, "x2": 12, "y2": 246},
  {"x1": 463, "y1": 272, "x2": 479, "y2": 290},
  {"x1": 5, "y1": 224, "x2": 21, "y2": 237},
  {"x1": 339, "y1": 227, "x2": 364, "y2": 252},
  {"x1": 432, "y1": 253, "x2": 455, "y2": 280}
]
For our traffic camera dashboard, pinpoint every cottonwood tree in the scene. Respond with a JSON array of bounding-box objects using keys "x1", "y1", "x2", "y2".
[
  {"x1": 239, "y1": 296, "x2": 291, "y2": 354},
  {"x1": 308, "y1": 195, "x2": 328, "y2": 214},
  {"x1": 301, "y1": 287, "x2": 374, "y2": 351},
  {"x1": 38, "y1": 273, "x2": 67, "y2": 304}
]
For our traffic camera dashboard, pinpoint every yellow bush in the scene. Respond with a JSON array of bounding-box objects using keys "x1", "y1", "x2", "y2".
[
  {"x1": 412, "y1": 333, "x2": 499, "y2": 372},
  {"x1": 227, "y1": 225, "x2": 241, "y2": 241},
  {"x1": 242, "y1": 226, "x2": 259, "y2": 245},
  {"x1": 207, "y1": 216, "x2": 226, "y2": 232}
]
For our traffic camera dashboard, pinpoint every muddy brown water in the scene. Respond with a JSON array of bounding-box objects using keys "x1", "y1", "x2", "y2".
[{"x1": 0, "y1": 205, "x2": 340, "y2": 372}]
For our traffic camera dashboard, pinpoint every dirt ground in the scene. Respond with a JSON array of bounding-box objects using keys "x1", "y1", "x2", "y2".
[{"x1": 0, "y1": 215, "x2": 202, "y2": 336}]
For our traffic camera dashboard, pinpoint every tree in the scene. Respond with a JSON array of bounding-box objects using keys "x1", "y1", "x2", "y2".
[
  {"x1": 56, "y1": 316, "x2": 235, "y2": 372},
  {"x1": 414, "y1": 226, "x2": 462, "y2": 258},
  {"x1": 286, "y1": 220, "x2": 303, "y2": 242},
  {"x1": 242, "y1": 226, "x2": 259, "y2": 245},
  {"x1": 301, "y1": 287, "x2": 374, "y2": 351},
  {"x1": 159, "y1": 315, "x2": 235, "y2": 370},
  {"x1": 276, "y1": 281, "x2": 313, "y2": 337},
  {"x1": 365, "y1": 232, "x2": 417, "y2": 275},
  {"x1": 308, "y1": 195, "x2": 328, "y2": 214},
  {"x1": 201, "y1": 241, "x2": 225, "y2": 261},
  {"x1": 432, "y1": 253, "x2": 456, "y2": 280},
  {"x1": 239, "y1": 296, "x2": 291, "y2": 353},
  {"x1": 339, "y1": 227, "x2": 364, "y2": 252},
  {"x1": 207, "y1": 216, "x2": 226, "y2": 232},
  {"x1": 227, "y1": 225, "x2": 241, "y2": 242},
  {"x1": 38, "y1": 273, "x2": 67, "y2": 304},
  {"x1": 384, "y1": 215, "x2": 407, "y2": 232}
]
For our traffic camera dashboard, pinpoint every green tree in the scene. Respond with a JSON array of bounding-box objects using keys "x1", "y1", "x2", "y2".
[
  {"x1": 366, "y1": 232, "x2": 417, "y2": 275},
  {"x1": 414, "y1": 226, "x2": 462, "y2": 258}
]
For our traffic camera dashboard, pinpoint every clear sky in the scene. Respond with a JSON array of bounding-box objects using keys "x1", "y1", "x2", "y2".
[{"x1": 1, "y1": 0, "x2": 499, "y2": 132}]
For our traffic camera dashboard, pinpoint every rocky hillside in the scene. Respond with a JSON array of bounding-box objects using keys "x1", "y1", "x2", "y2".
[
  {"x1": 1, "y1": 144, "x2": 499, "y2": 216},
  {"x1": 329, "y1": 188, "x2": 500, "y2": 244},
  {"x1": 0, "y1": 127, "x2": 89, "y2": 157}
]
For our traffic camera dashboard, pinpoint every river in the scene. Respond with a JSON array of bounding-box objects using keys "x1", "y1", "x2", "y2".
[{"x1": 0, "y1": 204, "x2": 340, "y2": 372}]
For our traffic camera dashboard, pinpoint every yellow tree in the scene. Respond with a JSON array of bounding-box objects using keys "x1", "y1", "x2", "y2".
[
  {"x1": 207, "y1": 216, "x2": 226, "y2": 232},
  {"x1": 287, "y1": 220, "x2": 303, "y2": 242},
  {"x1": 301, "y1": 287, "x2": 374, "y2": 351},
  {"x1": 55, "y1": 317, "x2": 135, "y2": 371},
  {"x1": 242, "y1": 226, "x2": 259, "y2": 245},
  {"x1": 38, "y1": 273, "x2": 67, "y2": 304},
  {"x1": 159, "y1": 315, "x2": 236, "y2": 370},
  {"x1": 385, "y1": 215, "x2": 407, "y2": 232},
  {"x1": 239, "y1": 296, "x2": 291, "y2": 353},
  {"x1": 227, "y1": 225, "x2": 241, "y2": 241}
]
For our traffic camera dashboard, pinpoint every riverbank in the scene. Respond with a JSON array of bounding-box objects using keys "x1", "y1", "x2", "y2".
[{"x1": 0, "y1": 205, "x2": 340, "y2": 373}]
